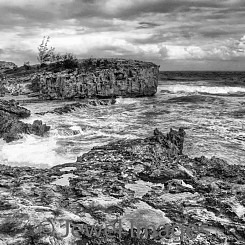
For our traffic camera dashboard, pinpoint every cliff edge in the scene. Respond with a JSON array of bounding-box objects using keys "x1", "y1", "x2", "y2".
[
  {"x1": 34, "y1": 58, "x2": 159, "y2": 99},
  {"x1": 1, "y1": 58, "x2": 159, "y2": 99}
]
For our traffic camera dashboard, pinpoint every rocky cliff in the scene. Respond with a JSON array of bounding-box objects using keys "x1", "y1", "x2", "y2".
[
  {"x1": 0, "y1": 128, "x2": 245, "y2": 244},
  {"x1": 0, "y1": 59, "x2": 159, "y2": 99},
  {"x1": 31, "y1": 58, "x2": 159, "y2": 99}
]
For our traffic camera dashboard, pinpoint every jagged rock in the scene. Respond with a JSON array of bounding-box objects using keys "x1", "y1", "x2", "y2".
[
  {"x1": 0, "y1": 99, "x2": 50, "y2": 142},
  {"x1": 0, "y1": 128, "x2": 245, "y2": 244},
  {"x1": 153, "y1": 127, "x2": 185, "y2": 156}
]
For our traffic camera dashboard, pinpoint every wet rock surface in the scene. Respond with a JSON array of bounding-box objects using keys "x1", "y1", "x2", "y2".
[
  {"x1": 36, "y1": 98, "x2": 116, "y2": 115},
  {"x1": 0, "y1": 99, "x2": 50, "y2": 142},
  {"x1": 0, "y1": 99, "x2": 31, "y2": 118},
  {"x1": 0, "y1": 128, "x2": 244, "y2": 244}
]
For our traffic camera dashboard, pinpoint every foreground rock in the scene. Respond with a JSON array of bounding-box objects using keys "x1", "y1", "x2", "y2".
[
  {"x1": 36, "y1": 98, "x2": 116, "y2": 115},
  {"x1": 0, "y1": 128, "x2": 245, "y2": 244},
  {"x1": 0, "y1": 99, "x2": 50, "y2": 142}
]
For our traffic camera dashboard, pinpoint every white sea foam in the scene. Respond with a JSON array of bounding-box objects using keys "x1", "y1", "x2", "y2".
[
  {"x1": 115, "y1": 97, "x2": 139, "y2": 104},
  {"x1": 161, "y1": 85, "x2": 245, "y2": 94},
  {"x1": 0, "y1": 134, "x2": 76, "y2": 168},
  {"x1": 1, "y1": 80, "x2": 245, "y2": 168}
]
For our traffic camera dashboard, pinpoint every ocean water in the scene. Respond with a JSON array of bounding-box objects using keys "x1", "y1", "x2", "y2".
[{"x1": 1, "y1": 71, "x2": 245, "y2": 168}]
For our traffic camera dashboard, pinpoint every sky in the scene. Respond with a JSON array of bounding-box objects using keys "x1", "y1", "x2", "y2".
[{"x1": 0, "y1": 0, "x2": 245, "y2": 70}]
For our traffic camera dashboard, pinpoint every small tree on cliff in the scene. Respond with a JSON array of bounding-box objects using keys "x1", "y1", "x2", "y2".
[
  {"x1": 37, "y1": 36, "x2": 79, "y2": 69},
  {"x1": 37, "y1": 36, "x2": 55, "y2": 65}
]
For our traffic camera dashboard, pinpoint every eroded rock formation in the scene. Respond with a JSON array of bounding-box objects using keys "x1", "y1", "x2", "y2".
[
  {"x1": 32, "y1": 58, "x2": 159, "y2": 99},
  {"x1": 0, "y1": 59, "x2": 159, "y2": 99},
  {"x1": 0, "y1": 128, "x2": 244, "y2": 244}
]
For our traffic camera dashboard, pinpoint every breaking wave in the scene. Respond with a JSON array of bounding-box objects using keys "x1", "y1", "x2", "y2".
[{"x1": 161, "y1": 84, "x2": 245, "y2": 95}]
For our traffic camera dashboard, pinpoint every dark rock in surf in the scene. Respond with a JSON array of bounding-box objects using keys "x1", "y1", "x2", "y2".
[
  {"x1": 0, "y1": 99, "x2": 30, "y2": 118},
  {"x1": 36, "y1": 98, "x2": 116, "y2": 115},
  {"x1": 0, "y1": 99, "x2": 50, "y2": 142},
  {"x1": 27, "y1": 120, "x2": 51, "y2": 137}
]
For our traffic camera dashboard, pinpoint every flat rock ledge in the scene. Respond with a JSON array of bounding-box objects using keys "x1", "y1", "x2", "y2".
[{"x1": 0, "y1": 128, "x2": 245, "y2": 244}]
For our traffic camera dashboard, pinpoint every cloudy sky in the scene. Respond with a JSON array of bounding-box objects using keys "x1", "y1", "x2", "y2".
[{"x1": 0, "y1": 0, "x2": 245, "y2": 70}]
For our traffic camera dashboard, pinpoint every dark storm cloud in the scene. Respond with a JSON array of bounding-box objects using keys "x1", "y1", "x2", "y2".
[
  {"x1": 64, "y1": 0, "x2": 245, "y2": 20},
  {"x1": 0, "y1": 0, "x2": 244, "y2": 70}
]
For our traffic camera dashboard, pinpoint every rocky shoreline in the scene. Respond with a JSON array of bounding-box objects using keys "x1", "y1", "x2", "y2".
[
  {"x1": 1, "y1": 60, "x2": 244, "y2": 245},
  {"x1": 0, "y1": 127, "x2": 245, "y2": 244},
  {"x1": 0, "y1": 99, "x2": 50, "y2": 142},
  {"x1": 0, "y1": 97, "x2": 116, "y2": 142}
]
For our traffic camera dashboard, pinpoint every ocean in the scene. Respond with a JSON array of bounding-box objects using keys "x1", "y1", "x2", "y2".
[{"x1": 1, "y1": 71, "x2": 245, "y2": 168}]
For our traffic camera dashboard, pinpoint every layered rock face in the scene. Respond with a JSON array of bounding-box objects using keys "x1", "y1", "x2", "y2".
[
  {"x1": 0, "y1": 99, "x2": 50, "y2": 142},
  {"x1": 33, "y1": 58, "x2": 159, "y2": 99},
  {"x1": 0, "y1": 128, "x2": 245, "y2": 244}
]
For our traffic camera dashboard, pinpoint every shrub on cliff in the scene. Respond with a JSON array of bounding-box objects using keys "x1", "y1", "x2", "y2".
[
  {"x1": 37, "y1": 36, "x2": 55, "y2": 65},
  {"x1": 52, "y1": 52, "x2": 79, "y2": 69}
]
